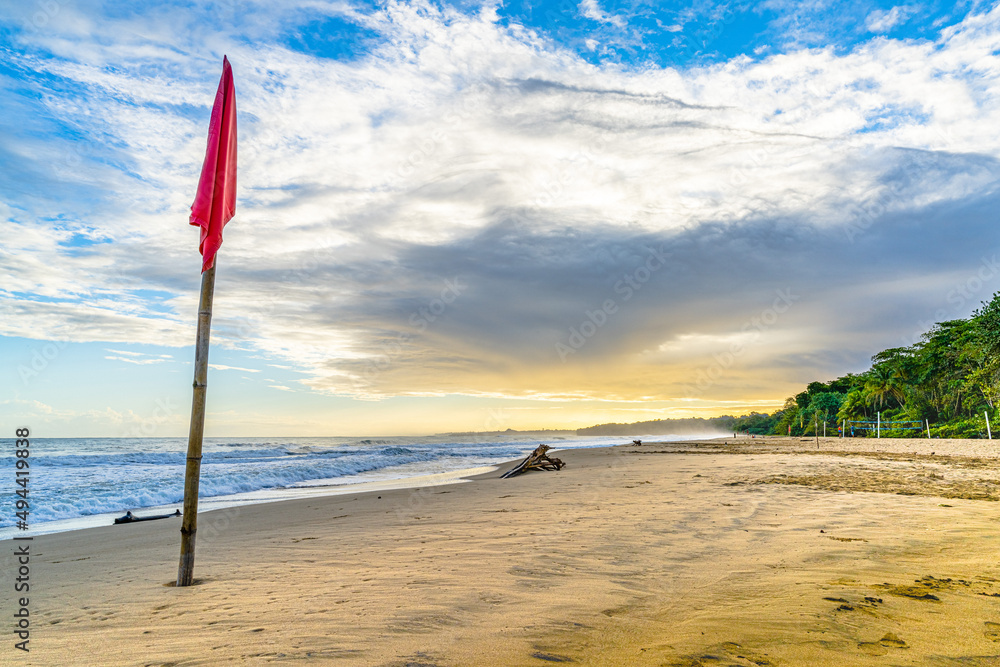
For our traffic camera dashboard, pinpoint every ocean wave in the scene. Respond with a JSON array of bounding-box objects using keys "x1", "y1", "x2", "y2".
[
  {"x1": 1, "y1": 446, "x2": 498, "y2": 527},
  {"x1": 32, "y1": 446, "x2": 319, "y2": 468},
  {"x1": 0, "y1": 434, "x2": 643, "y2": 529}
]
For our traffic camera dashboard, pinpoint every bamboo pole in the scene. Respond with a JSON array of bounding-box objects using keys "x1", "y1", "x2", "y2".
[{"x1": 177, "y1": 264, "x2": 217, "y2": 587}]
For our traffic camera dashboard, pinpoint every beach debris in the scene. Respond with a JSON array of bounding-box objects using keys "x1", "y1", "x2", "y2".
[
  {"x1": 632, "y1": 439, "x2": 642, "y2": 446},
  {"x1": 501, "y1": 444, "x2": 565, "y2": 479},
  {"x1": 114, "y1": 509, "x2": 181, "y2": 525}
]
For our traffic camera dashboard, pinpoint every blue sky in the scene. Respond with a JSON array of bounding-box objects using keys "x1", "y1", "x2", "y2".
[{"x1": 3, "y1": 0, "x2": 1000, "y2": 436}]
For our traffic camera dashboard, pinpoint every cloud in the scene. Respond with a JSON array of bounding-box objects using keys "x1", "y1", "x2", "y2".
[
  {"x1": 105, "y1": 355, "x2": 171, "y2": 365},
  {"x1": 209, "y1": 364, "x2": 261, "y2": 373},
  {"x1": 578, "y1": 0, "x2": 626, "y2": 28},
  {"x1": 866, "y1": 5, "x2": 916, "y2": 33},
  {"x1": 3, "y1": 0, "x2": 1000, "y2": 412},
  {"x1": 106, "y1": 349, "x2": 173, "y2": 358}
]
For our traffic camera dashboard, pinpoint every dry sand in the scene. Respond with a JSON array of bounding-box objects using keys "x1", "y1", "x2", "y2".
[{"x1": 9, "y1": 437, "x2": 1000, "y2": 665}]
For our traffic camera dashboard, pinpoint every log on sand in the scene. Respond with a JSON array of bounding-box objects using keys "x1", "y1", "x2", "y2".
[
  {"x1": 501, "y1": 444, "x2": 565, "y2": 479},
  {"x1": 114, "y1": 509, "x2": 181, "y2": 525}
]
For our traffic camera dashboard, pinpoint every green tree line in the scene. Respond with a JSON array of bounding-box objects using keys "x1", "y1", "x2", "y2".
[{"x1": 732, "y1": 292, "x2": 1000, "y2": 438}]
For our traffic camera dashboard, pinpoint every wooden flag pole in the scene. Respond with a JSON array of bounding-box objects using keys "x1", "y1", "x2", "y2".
[{"x1": 177, "y1": 263, "x2": 217, "y2": 587}]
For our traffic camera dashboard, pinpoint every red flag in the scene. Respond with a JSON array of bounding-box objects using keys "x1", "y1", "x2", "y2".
[{"x1": 190, "y1": 56, "x2": 237, "y2": 273}]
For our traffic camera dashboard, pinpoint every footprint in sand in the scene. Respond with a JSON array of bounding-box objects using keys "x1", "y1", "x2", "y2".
[
  {"x1": 668, "y1": 641, "x2": 776, "y2": 666},
  {"x1": 858, "y1": 632, "x2": 908, "y2": 656},
  {"x1": 824, "y1": 595, "x2": 882, "y2": 614}
]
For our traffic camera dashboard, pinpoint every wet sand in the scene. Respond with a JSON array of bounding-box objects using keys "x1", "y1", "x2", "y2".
[{"x1": 11, "y1": 437, "x2": 1000, "y2": 665}]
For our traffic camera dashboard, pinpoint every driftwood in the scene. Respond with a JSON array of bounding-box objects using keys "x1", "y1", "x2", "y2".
[
  {"x1": 501, "y1": 444, "x2": 564, "y2": 479},
  {"x1": 114, "y1": 509, "x2": 181, "y2": 525}
]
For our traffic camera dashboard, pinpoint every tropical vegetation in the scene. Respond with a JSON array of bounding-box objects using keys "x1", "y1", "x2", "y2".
[{"x1": 734, "y1": 292, "x2": 1000, "y2": 438}]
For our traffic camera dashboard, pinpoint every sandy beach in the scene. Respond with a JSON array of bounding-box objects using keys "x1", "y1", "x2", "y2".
[{"x1": 11, "y1": 437, "x2": 1000, "y2": 665}]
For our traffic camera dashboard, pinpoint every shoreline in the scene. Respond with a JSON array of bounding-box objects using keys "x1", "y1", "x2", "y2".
[
  {"x1": 2, "y1": 434, "x2": 652, "y2": 541},
  {"x1": 0, "y1": 463, "x2": 501, "y2": 541},
  {"x1": 19, "y1": 439, "x2": 1000, "y2": 665},
  {"x1": 11, "y1": 434, "x2": 999, "y2": 542},
  {"x1": 11, "y1": 434, "x2": 999, "y2": 543}
]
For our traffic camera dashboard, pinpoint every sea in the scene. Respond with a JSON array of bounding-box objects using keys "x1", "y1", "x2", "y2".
[{"x1": 1, "y1": 432, "x2": 695, "y2": 539}]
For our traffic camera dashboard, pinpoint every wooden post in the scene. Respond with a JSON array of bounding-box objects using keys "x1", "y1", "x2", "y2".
[{"x1": 177, "y1": 264, "x2": 217, "y2": 587}]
